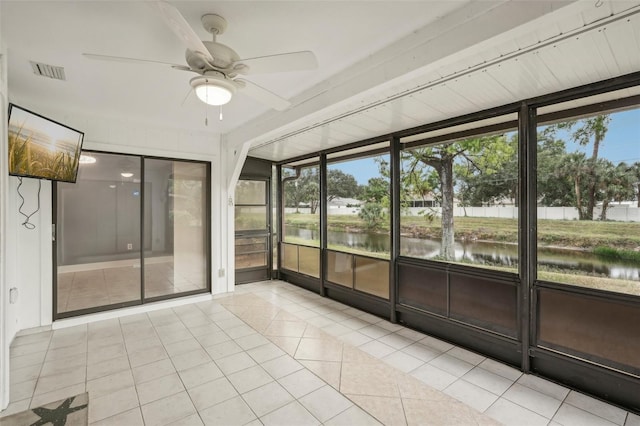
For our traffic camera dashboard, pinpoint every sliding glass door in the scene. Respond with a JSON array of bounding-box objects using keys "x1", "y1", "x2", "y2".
[{"x1": 54, "y1": 152, "x2": 210, "y2": 318}]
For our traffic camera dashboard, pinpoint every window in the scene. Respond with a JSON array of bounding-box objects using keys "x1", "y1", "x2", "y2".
[
  {"x1": 536, "y1": 105, "x2": 640, "y2": 296},
  {"x1": 400, "y1": 118, "x2": 519, "y2": 272},
  {"x1": 327, "y1": 153, "x2": 390, "y2": 259}
]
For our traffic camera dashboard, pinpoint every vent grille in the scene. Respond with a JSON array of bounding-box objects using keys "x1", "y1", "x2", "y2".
[{"x1": 30, "y1": 61, "x2": 66, "y2": 80}]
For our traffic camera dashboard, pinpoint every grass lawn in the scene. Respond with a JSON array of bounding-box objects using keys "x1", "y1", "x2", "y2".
[{"x1": 285, "y1": 213, "x2": 640, "y2": 251}]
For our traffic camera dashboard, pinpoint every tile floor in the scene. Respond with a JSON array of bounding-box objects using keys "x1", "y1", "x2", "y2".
[
  {"x1": 57, "y1": 261, "x2": 206, "y2": 313},
  {"x1": 2, "y1": 280, "x2": 638, "y2": 425}
]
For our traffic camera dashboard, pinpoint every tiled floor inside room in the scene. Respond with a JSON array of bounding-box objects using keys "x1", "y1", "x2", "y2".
[{"x1": 2, "y1": 280, "x2": 638, "y2": 425}]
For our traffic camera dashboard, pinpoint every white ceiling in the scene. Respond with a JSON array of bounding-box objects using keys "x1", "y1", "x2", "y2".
[
  {"x1": 3, "y1": 1, "x2": 640, "y2": 164},
  {"x1": 1, "y1": 1, "x2": 465, "y2": 133}
]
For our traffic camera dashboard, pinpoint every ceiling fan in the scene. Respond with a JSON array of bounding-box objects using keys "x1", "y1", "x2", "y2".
[{"x1": 83, "y1": 1, "x2": 318, "y2": 111}]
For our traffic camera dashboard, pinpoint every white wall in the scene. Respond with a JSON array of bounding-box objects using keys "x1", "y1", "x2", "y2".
[
  {"x1": 0, "y1": 27, "x2": 13, "y2": 410},
  {"x1": 1, "y1": 99, "x2": 233, "y2": 413}
]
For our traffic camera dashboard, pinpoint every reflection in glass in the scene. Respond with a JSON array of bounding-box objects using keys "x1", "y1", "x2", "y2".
[
  {"x1": 56, "y1": 153, "x2": 142, "y2": 313},
  {"x1": 235, "y1": 180, "x2": 266, "y2": 205},
  {"x1": 327, "y1": 251, "x2": 353, "y2": 288},
  {"x1": 354, "y1": 256, "x2": 389, "y2": 299},
  {"x1": 235, "y1": 237, "x2": 268, "y2": 269},
  {"x1": 144, "y1": 160, "x2": 208, "y2": 299}
]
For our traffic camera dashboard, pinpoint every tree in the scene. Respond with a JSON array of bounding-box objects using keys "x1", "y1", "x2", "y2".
[
  {"x1": 327, "y1": 169, "x2": 360, "y2": 201},
  {"x1": 455, "y1": 134, "x2": 518, "y2": 207},
  {"x1": 556, "y1": 115, "x2": 611, "y2": 220},
  {"x1": 285, "y1": 167, "x2": 360, "y2": 214},
  {"x1": 598, "y1": 161, "x2": 635, "y2": 220},
  {"x1": 629, "y1": 162, "x2": 640, "y2": 208},
  {"x1": 536, "y1": 136, "x2": 574, "y2": 206},
  {"x1": 359, "y1": 175, "x2": 389, "y2": 229},
  {"x1": 403, "y1": 134, "x2": 517, "y2": 260},
  {"x1": 284, "y1": 167, "x2": 320, "y2": 213}
]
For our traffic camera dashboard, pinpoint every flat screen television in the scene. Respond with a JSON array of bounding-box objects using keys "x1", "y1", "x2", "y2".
[{"x1": 8, "y1": 103, "x2": 84, "y2": 183}]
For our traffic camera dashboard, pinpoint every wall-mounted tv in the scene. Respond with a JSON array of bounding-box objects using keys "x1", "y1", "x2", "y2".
[{"x1": 8, "y1": 103, "x2": 84, "y2": 183}]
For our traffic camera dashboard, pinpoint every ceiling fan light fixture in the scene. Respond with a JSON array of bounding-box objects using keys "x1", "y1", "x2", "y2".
[{"x1": 191, "y1": 74, "x2": 236, "y2": 106}]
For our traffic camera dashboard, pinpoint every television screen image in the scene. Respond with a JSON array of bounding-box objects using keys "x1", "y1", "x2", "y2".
[{"x1": 8, "y1": 104, "x2": 84, "y2": 183}]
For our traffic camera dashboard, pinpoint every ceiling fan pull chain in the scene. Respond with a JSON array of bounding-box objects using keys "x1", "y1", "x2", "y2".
[
  {"x1": 205, "y1": 104, "x2": 208, "y2": 126},
  {"x1": 219, "y1": 106, "x2": 223, "y2": 121}
]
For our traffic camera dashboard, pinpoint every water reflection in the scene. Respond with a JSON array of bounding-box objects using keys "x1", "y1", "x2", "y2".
[{"x1": 285, "y1": 226, "x2": 640, "y2": 280}]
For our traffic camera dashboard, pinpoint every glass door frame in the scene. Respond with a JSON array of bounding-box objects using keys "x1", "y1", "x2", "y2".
[
  {"x1": 234, "y1": 176, "x2": 272, "y2": 284},
  {"x1": 52, "y1": 150, "x2": 211, "y2": 320}
]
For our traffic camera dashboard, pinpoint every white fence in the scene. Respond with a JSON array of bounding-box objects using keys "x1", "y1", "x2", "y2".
[{"x1": 285, "y1": 205, "x2": 640, "y2": 222}]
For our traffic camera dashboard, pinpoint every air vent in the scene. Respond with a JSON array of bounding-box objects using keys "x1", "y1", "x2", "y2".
[{"x1": 30, "y1": 61, "x2": 66, "y2": 81}]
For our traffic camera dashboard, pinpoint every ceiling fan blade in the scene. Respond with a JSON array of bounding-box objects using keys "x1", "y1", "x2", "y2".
[
  {"x1": 235, "y1": 51, "x2": 317, "y2": 75},
  {"x1": 151, "y1": 1, "x2": 213, "y2": 61},
  {"x1": 83, "y1": 53, "x2": 188, "y2": 69},
  {"x1": 236, "y1": 79, "x2": 291, "y2": 111}
]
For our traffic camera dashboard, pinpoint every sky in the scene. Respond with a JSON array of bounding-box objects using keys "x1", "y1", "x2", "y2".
[{"x1": 329, "y1": 108, "x2": 640, "y2": 185}]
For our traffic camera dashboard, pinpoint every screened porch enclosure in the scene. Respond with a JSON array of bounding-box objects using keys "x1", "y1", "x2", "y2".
[{"x1": 273, "y1": 73, "x2": 640, "y2": 413}]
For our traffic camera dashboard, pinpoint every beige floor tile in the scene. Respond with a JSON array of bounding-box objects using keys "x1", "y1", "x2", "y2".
[
  {"x1": 411, "y1": 363, "x2": 458, "y2": 391},
  {"x1": 444, "y1": 379, "x2": 500, "y2": 412},
  {"x1": 87, "y1": 369, "x2": 135, "y2": 399},
  {"x1": 0, "y1": 399, "x2": 31, "y2": 418},
  {"x1": 92, "y1": 407, "x2": 144, "y2": 426},
  {"x1": 34, "y1": 367, "x2": 85, "y2": 396},
  {"x1": 485, "y1": 398, "x2": 551, "y2": 426},
  {"x1": 164, "y1": 337, "x2": 202, "y2": 357},
  {"x1": 347, "y1": 394, "x2": 407, "y2": 426},
  {"x1": 187, "y1": 377, "x2": 238, "y2": 411},
  {"x1": 87, "y1": 341, "x2": 126, "y2": 365},
  {"x1": 516, "y1": 374, "x2": 570, "y2": 401},
  {"x1": 39, "y1": 353, "x2": 86, "y2": 378},
  {"x1": 9, "y1": 351, "x2": 47, "y2": 370},
  {"x1": 89, "y1": 386, "x2": 139, "y2": 423},
  {"x1": 9, "y1": 364, "x2": 41, "y2": 385},
  {"x1": 9, "y1": 380, "x2": 36, "y2": 402},
  {"x1": 170, "y1": 348, "x2": 211, "y2": 371},
  {"x1": 429, "y1": 353, "x2": 475, "y2": 378},
  {"x1": 87, "y1": 355, "x2": 130, "y2": 381},
  {"x1": 203, "y1": 340, "x2": 243, "y2": 360},
  {"x1": 132, "y1": 358, "x2": 176, "y2": 384},
  {"x1": 178, "y1": 361, "x2": 224, "y2": 389},
  {"x1": 299, "y1": 385, "x2": 353, "y2": 422},
  {"x1": 324, "y1": 405, "x2": 382, "y2": 426},
  {"x1": 340, "y1": 361, "x2": 400, "y2": 398},
  {"x1": 260, "y1": 400, "x2": 320, "y2": 426},
  {"x1": 299, "y1": 360, "x2": 342, "y2": 389},
  {"x1": 227, "y1": 365, "x2": 274, "y2": 393},
  {"x1": 140, "y1": 391, "x2": 197, "y2": 426},
  {"x1": 128, "y1": 345, "x2": 168, "y2": 368},
  {"x1": 29, "y1": 383, "x2": 86, "y2": 409},
  {"x1": 199, "y1": 395, "x2": 256, "y2": 426},
  {"x1": 10, "y1": 340, "x2": 50, "y2": 358},
  {"x1": 295, "y1": 337, "x2": 343, "y2": 362},
  {"x1": 136, "y1": 372, "x2": 185, "y2": 405},
  {"x1": 261, "y1": 354, "x2": 304, "y2": 379},
  {"x1": 247, "y1": 342, "x2": 286, "y2": 363},
  {"x1": 402, "y1": 397, "x2": 499, "y2": 426},
  {"x1": 267, "y1": 336, "x2": 301, "y2": 356},
  {"x1": 242, "y1": 381, "x2": 295, "y2": 417},
  {"x1": 215, "y1": 351, "x2": 257, "y2": 375},
  {"x1": 502, "y1": 383, "x2": 562, "y2": 419},
  {"x1": 264, "y1": 320, "x2": 308, "y2": 337},
  {"x1": 383, "y1": 350, "x2": 424, "y2": 373},
  {"x1": 278, "y1": 369, "x2": 325, "y2": 398},
  {"x1": 565, "y1": 391, "x2": 628, "y2": 425},
  {"x1": 462, "y1": 366, "x2": 515, "y2": 396}
]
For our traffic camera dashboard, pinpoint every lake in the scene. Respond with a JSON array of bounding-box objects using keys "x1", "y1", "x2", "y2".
[{"x1": 285, "y1": 226, "x2": 640, "y2": 280}]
